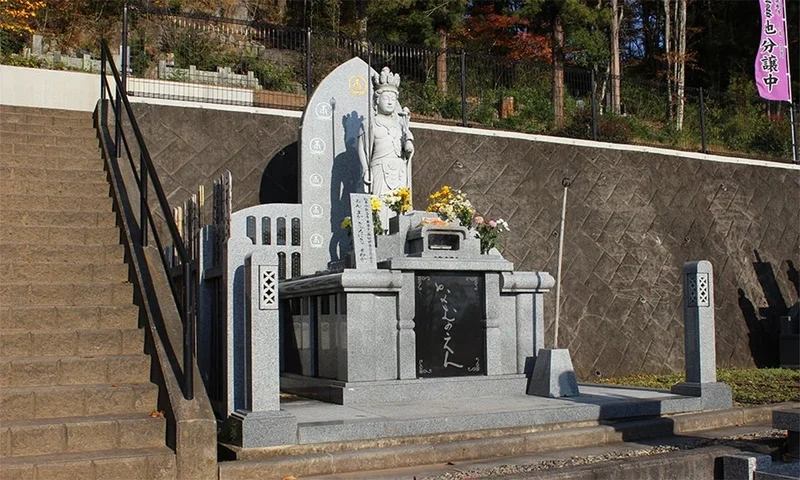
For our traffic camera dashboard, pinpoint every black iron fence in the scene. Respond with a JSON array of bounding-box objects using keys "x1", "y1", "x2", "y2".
[{"x1": 124, "y1": 6, "x2": 798, "y2": 162}]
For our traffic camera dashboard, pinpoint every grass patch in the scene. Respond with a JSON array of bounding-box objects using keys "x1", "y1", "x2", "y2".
[{"x1": 595, "y1": 368, "x2": 800, "y2": 406}]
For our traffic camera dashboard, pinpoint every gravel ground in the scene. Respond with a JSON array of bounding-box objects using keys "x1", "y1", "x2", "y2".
[{"x1": 420, "y1": 429, "x2": 788, "y2": 480}]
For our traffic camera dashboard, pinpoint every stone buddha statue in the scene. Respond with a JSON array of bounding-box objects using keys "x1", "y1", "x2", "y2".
[{"x1": 357, "y1": 66, "x2": 414, "y2": 228}]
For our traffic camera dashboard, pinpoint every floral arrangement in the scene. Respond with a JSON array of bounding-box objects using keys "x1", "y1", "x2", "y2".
[
  {"x1": 473, "y1": 216, "x2": 510, "y2": 254},
  {"x1": 426, "y1": 185, "x2": 474, "y2": 228},
  {"x1": 370, "y1": 196, "x2": 384, "y2": 235},
  {"x1": 340, "y1": 196, "x2": 384, "y2": 236},
  {"x1": 383, "y1": 187, "x2": 412, "y2": 215}
]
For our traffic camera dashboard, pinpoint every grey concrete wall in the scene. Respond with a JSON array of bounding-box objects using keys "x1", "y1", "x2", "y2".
[{"x1": 132, "y1": 102, "x2": 800, "y2": 380}]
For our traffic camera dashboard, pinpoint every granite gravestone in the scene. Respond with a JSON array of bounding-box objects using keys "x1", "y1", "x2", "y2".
[{"x1": 299, "y1": 57, "x2": 376, "y2": 275}]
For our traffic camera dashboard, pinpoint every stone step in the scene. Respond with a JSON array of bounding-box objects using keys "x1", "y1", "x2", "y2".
[
  {"x1": 1, "y1": 194, "x2": 112, "y2": 213},
  {"x1": 1, "y1": 413, "x2": 166, "y2": 458},
  {"x1": 0, "y1": 178, "x2": 110, "y2": 196},
  {"x1": 0, "y1": 383, "x2": 158, "y2": 421},
  {"x1": 0, "y1": 154, "x2": 104, "y2": 170},
  {"x1": 0, "y1": 165, "x2": 107, "y2": 183},
  {"x1": 0, "y1": 328, "x2": 143, "y2": 357},
  {"x1": 0, "y1": 209, "x2": 117, "y2": 228},
  {"x1": 0, "y1": 225, "x2": 120, "y2": 245},
  {"x1": 0, "y1": 446, "x2": 176, "y2": 480},
  {"x1": 0, "y1": 132, "x2": 99, "y2": 149},
  {"x1": 0, "y1": 262, "x2": 128, "y2": 284},
  {"x1": 0, "y1": 354, "x2": 151, "y2": 388},
  {"x1": 0, "y1": 283, "x2": 133, "y2": 307},
  {"x1": 0, "y1": 305, "x2": 139, "y2": 331},
  {"x1": 2, "y1": 142, "x2": 99, "y2": 158},
  {"x1": 0, "y1": 224, "x2": 120, "y2": 245},
  {"x1": 0, "y1": 111, "x2": 93, "y2": 128},
  {"x1": 0, "y1": 243, "x2": 124, "y2": 264},
  {"x1": 0, "y1": 105, "x2": 93, "y2": 119},
  {"x1": 0, "y1": 122, "x2": 97, "y2": 137}
]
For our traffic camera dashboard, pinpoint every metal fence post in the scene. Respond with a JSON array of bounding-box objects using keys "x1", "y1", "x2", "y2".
[
  {"x1": 305, "y1": 27, "x2": 312, "y2": 101},
  {"x1": 590, "y1": 69, "x2": 598, "y2": 141},
  {"x1": 699, "y1": 87, "x2": 707, "y2": 154},
  {"x1": 460, "y1": 49, "x2": 467, "y2": 127},
  {"x1": 122, "y1": 1, "x2": 128, "y2": 91}
]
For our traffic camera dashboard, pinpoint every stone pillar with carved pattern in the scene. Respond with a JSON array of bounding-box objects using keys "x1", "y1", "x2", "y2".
[
  {"x1": 671, "y1": 260, "x2": 732, "y2": 410},
  {"x1": 228, "y1": 250, "x2": 297, "y2": 448}
]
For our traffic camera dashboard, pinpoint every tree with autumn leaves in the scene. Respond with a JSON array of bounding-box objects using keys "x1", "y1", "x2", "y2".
[
  {"x1": 1, "y1": 0, "x2": 44, "y2": 34},
  {"x1": 1, "y1": 0, "x2": 43, "y2": 52}
]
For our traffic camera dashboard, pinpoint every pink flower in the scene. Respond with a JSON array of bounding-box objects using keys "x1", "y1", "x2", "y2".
[
  {"x1": 474, "y1": 216, "x2": 484, "y2": 224},
  {"x1": 488, "y1": 220, "x2": 497, "y2": 228}
]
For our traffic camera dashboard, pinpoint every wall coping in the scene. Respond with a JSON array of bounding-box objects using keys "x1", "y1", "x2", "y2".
[{"x1": 128, "y1": 95, "x2": 800, "y2": 172}]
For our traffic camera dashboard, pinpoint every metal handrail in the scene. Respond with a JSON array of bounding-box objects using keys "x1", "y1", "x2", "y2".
[{"x1": 100, "y1": 39, "x2": 195, "y2": 400}]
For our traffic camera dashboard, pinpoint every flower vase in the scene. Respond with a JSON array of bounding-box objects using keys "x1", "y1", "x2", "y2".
[{"x1": 389, "y1": 215, "x2": 401, "y2": 235}]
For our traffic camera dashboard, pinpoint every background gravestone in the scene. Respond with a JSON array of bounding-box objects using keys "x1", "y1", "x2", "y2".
[{"x1": 299, "y1": 57, "x2": 377, "y2": 275}]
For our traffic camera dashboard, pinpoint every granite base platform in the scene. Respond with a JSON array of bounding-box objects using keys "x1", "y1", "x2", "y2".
[
  {"x1": 230, "y1": 383, "x2": 731, "y2": 449},
  {"x1": 280, "y1": 373, "x2": 530, "y2": 405}
]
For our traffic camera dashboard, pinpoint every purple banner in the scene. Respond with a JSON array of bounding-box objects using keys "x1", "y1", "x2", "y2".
[{"x1": 755, "y1": 0, "x2": 791, "y2": 101}]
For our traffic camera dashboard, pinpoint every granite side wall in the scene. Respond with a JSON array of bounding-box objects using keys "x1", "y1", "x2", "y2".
[{"x1": 132, "y1": 102, "x2": 800, "y2": 380}]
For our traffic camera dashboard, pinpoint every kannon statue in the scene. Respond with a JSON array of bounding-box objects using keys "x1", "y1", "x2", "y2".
[{"x1": 357, "y1": 66, "x2": 414, "y2": 227}]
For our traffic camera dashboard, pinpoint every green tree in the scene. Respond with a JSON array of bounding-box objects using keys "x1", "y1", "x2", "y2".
[
  {"x1": 366, "y1": 0, "x2": 466, "y2": 48},
  {"x1": 521, "y1": 0, "x2": 609, "y2": 128}
]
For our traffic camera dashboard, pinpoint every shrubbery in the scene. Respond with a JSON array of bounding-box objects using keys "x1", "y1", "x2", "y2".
[
  {"x1": 403, "y1": 80, "x2": 461, "y2": 120},
  {"x1": 559, "y1": 110, "x2": 633, "y2": 144}
]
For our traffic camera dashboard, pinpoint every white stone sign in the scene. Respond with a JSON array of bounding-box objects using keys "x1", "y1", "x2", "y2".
[{"x1": 349, "y1": 193, "x2": 377, "y2": 270}]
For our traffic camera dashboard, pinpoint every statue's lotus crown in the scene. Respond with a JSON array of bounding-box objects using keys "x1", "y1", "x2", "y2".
[{"x1": 373, "y1": 66, "x2": 401, "y2": 94}]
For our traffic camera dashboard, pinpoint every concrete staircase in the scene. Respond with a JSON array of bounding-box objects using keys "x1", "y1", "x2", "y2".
[{"x1": 0, "y1": 106, "x2": 176, "y2": 479}]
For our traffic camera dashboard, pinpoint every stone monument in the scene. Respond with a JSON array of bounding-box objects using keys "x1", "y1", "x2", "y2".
[
  {"x1": 277, "y1": 59, "x2": 557, "y2": 406},
  {"x1": 299, "y1": 57, "x2": 376, "y2": 274}
]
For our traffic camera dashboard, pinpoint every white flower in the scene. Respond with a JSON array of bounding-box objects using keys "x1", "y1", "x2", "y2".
[{"x1": 497, "y1": 219, "x2": 510, "y2": 231}]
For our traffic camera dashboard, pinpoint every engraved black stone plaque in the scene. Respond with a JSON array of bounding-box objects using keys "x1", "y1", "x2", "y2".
[{"x1": 414, "y1": 272, "x2": 486, "y2": 378}]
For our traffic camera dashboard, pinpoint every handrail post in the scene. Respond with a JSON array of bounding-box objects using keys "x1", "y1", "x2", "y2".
[
  {"x1": 183, "y1": 260, "x2": 194, "y2": 400},
  {"x1": 100, "y1": 46, "x2": 106, "y2": 103},
  {"x1": 460, "y1": 49, "x2": 467, "y2": 127},
  {"x1": 140, "y1": 152, "x2": 148, "y2": 247},
  {"x1": 699, "y1": 88, "x2": 707, "y2": 153},
  {"x1": 115, "y1": 86, "x2": 122, "y2": 158}
]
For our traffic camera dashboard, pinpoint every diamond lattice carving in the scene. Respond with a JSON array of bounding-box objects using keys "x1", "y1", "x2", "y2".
[
  {"x1": 259, "y1": 268, "x2": 277, "y2": 310},
  {"x1": 696, "y1": 273, "x2": 709, "y2": 307},
  {"x1": 686, "y1": 273, "x2": 709, "y2": 307}
]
